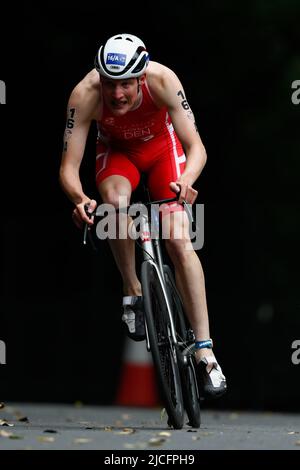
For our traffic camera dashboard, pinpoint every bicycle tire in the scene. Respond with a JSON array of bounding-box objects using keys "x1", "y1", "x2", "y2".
[
  {"x1": 141, "y1": 260, "x2": 184, "y2": 429},
  {"x1": 164, "y1": 265, "x2": 201, "y2": 428}
]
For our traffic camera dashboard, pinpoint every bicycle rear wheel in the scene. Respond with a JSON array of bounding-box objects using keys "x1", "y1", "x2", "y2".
[
  {"x1": 164, "y1": 265, "x2": 201, "y2": 428},
  {"x1": 141, "y1": 260, "x2": 184, "y2": 429}
]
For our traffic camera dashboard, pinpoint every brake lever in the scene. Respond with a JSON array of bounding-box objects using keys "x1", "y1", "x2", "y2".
[
  {"x1": 182, "y1": 200, "x2": 194, "y2": 224},
  {"x1": 182, "y1": 200, "x2": 198, "y2": 234},
  {"x1": 83, "y1": 223, "x2": 88, "y2": 245},
  {"x1": 83, "y1": 204, "x2": 97, "y2": 250},
  {"x1": 83, "y1": 204, "x2": 91, "y2": 245}
]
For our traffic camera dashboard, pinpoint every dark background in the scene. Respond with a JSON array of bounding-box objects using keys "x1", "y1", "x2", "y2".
[{"x1": 0, "y1": 0, "x2": 299, "y2": 411}]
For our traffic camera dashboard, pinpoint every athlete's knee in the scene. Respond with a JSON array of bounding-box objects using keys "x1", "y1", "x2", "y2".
[
  {"x1": 165, "y1": 237, "x2": 194, "y2": 264},
  {"x1": 161, "y1": 210, "x2": 190, "y2": 243},
  {"x1": 100, "y1": 186, "x2": 130, "y2": 208},
  {"x1": 163, "y1": 207, "x2": 194, "y2": 261}
]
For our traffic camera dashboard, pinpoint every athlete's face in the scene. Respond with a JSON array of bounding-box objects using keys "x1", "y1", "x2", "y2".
[{"x1": 101, "y1": 76, "x2": 144, "y2": 116}]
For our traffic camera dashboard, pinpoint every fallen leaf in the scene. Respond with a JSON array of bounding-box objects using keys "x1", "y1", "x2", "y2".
[
  {"x1": 0, "y1": 430, "x2": 14, "y2": 438},
  {"x1": 0, "y1": 430, "x2": 23, "y2": 440},
  {"x1": 160, "y1": 408, "x2": 167, "y2": 421},
  {"x1": 17, "y1": 416, "x2": 29, "y2": 423},
  {"x1": 123, "y1": 442, "x2": 147, "y2": 449},
  {"x1": 148, "y1": 437, "x2": 166, "y2": 446},
  {"x1": 158, "y1": 431, "x2": 172, "y2": 437},
  {"x1": 104, "y1": 426, "x2": 113, "y2": 432},
  {"x1": 43, "y1": 429, "x2": 58, "y2": 434},
  {"x1": 114, "y1": 428, "x2": 135, "y2": 435},
  {"x1": 37, "y1": 436, "x2": 55, "y2": 443},
  {"x1": 192, "y1": 436, "x2": 201, "y2": 441},
  {"x1": 0, "y1": 419, "x2": 14, "y2": 427},
  {"x1": 73, "y1": 438, "x2": 92, "y2": 444}
]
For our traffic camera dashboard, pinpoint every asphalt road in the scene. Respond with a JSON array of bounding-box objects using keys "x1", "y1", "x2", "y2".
[{"x1": 0, "y1": 402, "x2": 299, "y2": 451}]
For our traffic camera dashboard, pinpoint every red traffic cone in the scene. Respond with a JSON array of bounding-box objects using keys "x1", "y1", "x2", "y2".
[{"x1": 116, "y1": 337, "x2": 160, "y2": 407}]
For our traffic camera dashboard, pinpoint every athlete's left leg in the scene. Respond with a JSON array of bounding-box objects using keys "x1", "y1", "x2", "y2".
[
  {"x1": 147, "y1": 150, "x2": 227, "y2": 398},
  {"x1": 162, "y1": 211, "x2": 212, "y2": 360},
  {"x1": 146, "y1": 150, "x2": 212, "y2": 362}
]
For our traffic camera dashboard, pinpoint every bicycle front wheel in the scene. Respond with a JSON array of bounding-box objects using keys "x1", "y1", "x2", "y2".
[
  {"x1": 164, "y1": 265, "x2": 201, "y2": 428},
  {"x1": 141, "y1": 260, "x2": 184, "y2": 429}
]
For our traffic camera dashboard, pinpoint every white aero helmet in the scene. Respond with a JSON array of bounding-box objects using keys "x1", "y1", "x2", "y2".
[{"x1": 95, "y1": 33, "x2": 150, "y2": 79}]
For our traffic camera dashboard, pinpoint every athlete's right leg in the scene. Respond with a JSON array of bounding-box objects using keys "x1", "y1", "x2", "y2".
[
  {"x1": 95, "y1": 142, "x2": 143, "y2": 297},
  {"x1": 96, "y1": 145, "x2": 146, "y2": 340},
  {"x1": 97, "y1": 175, "x2": 142, "y2": 297}
]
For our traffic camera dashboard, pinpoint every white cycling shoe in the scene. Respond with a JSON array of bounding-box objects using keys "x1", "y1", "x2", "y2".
[
  {"x1": 195, "y1": 356, "x2": 227, "y2": 399},
  {"x1": 122, "y1": 296, "x2": 146, "y2": 342}
]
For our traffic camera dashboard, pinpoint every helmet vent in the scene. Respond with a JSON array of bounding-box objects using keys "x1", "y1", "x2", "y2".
[
  {"x1": 132, "y1": 54, "x2": 148, "y2": 74},
  {"x1": 125, "y1": 37, "x2": 133, "y2": 42}
]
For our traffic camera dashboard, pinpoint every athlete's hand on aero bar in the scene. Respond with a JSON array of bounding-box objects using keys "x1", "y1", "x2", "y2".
[
  {"x1": 169, "y1": 181, "x2": 198, "y2": 229},
  {"x1": 169, "y1": 181, "x2": 198, "y2": 204},
  {"x1": 72, "y1": 199, "x2": 97, "y2": 229}
]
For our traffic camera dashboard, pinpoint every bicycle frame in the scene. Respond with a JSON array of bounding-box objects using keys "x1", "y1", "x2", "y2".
[
  {"x1": 82, "y1": 197, "x2": 192, "y2": 350},
  {"x1": 138, "y1": 205, "x2": 178, "y2": 350}
]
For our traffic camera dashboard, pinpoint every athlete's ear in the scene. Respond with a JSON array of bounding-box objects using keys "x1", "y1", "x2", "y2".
[{"x1": 139, "y1": 74, "x2": 146, "y2": 85}]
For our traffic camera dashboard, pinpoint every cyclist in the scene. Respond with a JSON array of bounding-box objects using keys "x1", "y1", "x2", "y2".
[{"x1": 59, "y1": 33, "x2": 227, "y2": 399}]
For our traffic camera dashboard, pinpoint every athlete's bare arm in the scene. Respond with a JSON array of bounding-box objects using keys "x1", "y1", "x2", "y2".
[
  {"x1": 147, "y1": 62, "x2": 207, "y2": 203},
  {"x1": 59, "y1": 70, "x2": 101, "y2": 226}
]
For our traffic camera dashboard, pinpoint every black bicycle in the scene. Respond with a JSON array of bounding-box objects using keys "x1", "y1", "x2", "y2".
[{"x1": 83, "y1": 195, "x2": 201, "y2": 429}]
